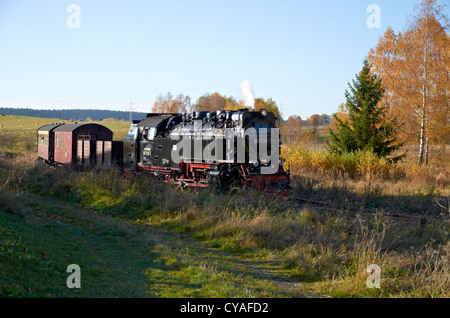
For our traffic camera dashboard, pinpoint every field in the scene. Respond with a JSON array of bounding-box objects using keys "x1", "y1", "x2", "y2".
[{"x1": 0, "y1": 115, "x2": 449, "y2": 298}]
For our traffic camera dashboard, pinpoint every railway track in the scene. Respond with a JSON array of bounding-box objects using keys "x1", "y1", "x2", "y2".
[{"x1": 286, "y1": 196, "x2": 449, "y2": 225}]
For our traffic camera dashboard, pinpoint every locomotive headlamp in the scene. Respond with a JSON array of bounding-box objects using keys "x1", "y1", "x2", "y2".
[
  {"x1": 259, "y1": 109, "x2": 267, "y2": 117},
  {"x1": 252, "y1": 161, "x2": 259, "y2": 167}
]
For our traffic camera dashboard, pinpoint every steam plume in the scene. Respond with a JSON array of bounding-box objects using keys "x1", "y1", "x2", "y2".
[{"x1": 240, "y1": 80, "x2": 255, "y2": 108}]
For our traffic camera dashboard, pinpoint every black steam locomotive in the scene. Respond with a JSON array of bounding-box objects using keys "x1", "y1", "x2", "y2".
[
  {"x1": 38, "y1": 109, "x2": 290, "y2": 194},
  {"x1": 123, "y1": 108, "x2": 290, "y2": 193}
]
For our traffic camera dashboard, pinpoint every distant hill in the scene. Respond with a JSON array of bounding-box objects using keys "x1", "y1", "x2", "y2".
[{"x1": 0, "y1": 107, "x2": 148, "y2": 122}]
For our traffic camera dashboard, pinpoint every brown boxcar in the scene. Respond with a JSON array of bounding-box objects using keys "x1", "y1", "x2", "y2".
[
  {"x1": 37, "y1": 124, "x2": 62, "y2": 162},
  {"x1": 53, "y1": 123, "x2": 113, "y2": 165}
]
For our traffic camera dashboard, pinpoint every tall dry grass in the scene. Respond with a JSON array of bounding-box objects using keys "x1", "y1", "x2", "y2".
[{"x1": 282, "y1": 145, "x2": 449, "y2": 194}]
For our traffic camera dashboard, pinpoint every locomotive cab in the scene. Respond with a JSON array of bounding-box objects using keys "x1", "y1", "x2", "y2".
[{"x1": 123, "y1": 113, "x2": 181, "y2": 172}]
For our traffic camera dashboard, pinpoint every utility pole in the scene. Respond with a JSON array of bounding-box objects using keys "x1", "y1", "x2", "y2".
[
  {"x1": 129, "y1": 99, "x2": 134, "y2": 123},
  {"x1": 279, "y1": 99, "x2": 285, "y2": 120},
  {"x1": 279, "y1": 99, "x2": 286, "y2": 144}
]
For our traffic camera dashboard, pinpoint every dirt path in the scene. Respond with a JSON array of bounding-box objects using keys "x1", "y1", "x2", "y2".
[{"x1": 24, "y1": 194, "x2": 317, "y2": 298}]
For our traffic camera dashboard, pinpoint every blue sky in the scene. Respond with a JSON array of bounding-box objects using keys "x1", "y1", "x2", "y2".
[{"x1": 0, "y1": 0, "x2": 448, "y2": 119}]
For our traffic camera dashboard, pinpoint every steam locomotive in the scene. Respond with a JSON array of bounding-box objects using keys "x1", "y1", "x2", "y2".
[{"x1": 37, "y1": 109, "x2": 290, "y2": 194}]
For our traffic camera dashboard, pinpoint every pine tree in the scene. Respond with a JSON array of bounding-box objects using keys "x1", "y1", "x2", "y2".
[{"x1": 327, "y1": 59, "x2": 404, "y2": 161}]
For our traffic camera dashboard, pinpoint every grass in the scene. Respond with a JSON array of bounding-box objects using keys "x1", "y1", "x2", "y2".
[
  {"x1": 0, "y1": 196, "x2": 156, "y2": 297},
  {"x1": 0, "y1": 115, "x2": 449, "y2": 298}
]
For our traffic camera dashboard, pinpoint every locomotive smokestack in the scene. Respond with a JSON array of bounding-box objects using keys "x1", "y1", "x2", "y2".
[{"x1": 240, "y1": 80, "x2": 255, "y2": 109}]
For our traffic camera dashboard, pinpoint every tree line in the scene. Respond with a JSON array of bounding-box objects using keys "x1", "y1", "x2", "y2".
[
  {"x1": 151, "y1": 91, "x2": 284, "y2": 120},
  {"x1": 0, "y1": 107, "x2": 148, "y2": 122}
]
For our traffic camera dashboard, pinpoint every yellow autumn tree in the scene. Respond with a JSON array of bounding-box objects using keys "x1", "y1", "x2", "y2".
[
  {"x1": 254, "y1": 98, "x2": 282, "y2": 119},
  {"x1": 368, "y1": 0, "x2": 449, "y2": 165},
  {"x1": 285, "y1": 115, "x2": 303, "y2": 144},
  {"x1": 193, "y1": 93, "x2": 246, "y2": 111},
  {"x1": 152, "y1": 92, "x2": 191, "y2": 113},
  {"x1": 329, "y1": 103, "x2": 349, "y2": 134}
]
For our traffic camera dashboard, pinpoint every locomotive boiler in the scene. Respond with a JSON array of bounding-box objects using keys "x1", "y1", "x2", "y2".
[{"x1": 122, "y1": 109, "x2": 290, "y2": 193}]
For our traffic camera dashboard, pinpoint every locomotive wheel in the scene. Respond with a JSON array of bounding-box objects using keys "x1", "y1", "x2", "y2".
[
  {"x1": 219, "y1": 174, "x2": 245, "y2": 194},
  {"x1": 227, "y1": 185, "x2": 241, "y2": 196}
]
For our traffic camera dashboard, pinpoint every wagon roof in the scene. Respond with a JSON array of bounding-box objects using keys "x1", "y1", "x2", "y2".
[
  {"x1": 37, "y1": 124, "x2": 62, "y2": 132},
  {"x1": 53, "y1": 123, "x2": 112, "y2": 132}
]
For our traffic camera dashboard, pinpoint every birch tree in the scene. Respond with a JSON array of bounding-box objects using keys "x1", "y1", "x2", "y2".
[
  {"x1": 369, "y1": 0, "x2": 449, "y2": 165},
  {"x1": 152, "y1": 92, "x2": 191, "y2": 113}
]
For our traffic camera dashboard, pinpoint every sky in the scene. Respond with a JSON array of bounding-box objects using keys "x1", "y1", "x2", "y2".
[{"x1": 0, "y1": 0, "x2": 448, "y2": 119}]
